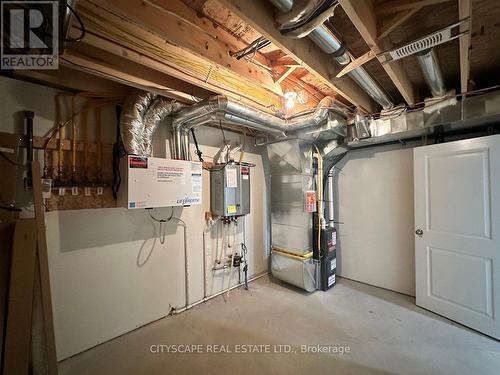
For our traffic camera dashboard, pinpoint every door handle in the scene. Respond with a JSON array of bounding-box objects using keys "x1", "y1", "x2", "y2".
[{"x1": 415, "y1": 229, "x2": 423, "y2": 236}]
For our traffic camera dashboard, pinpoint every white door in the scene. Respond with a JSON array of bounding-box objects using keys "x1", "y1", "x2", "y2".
[{"x1": 414, "y1": 134, "x2": 500, "y2": 339}]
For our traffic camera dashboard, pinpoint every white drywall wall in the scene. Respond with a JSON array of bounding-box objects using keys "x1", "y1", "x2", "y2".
[
  {"x1": 0, "y1": 76, "x2": 269, "y2": 360},
  {"x1": 335, "y1": 144, "x2": 416, "y2": 296}
]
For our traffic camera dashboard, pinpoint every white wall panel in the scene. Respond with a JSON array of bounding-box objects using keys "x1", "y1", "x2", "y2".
[
  {"x1": 335, "y1": 144, "x2": 415, "y2": 296},
  {"x1": 0, "y1": 77, "x2": 269, "y2": 360}
]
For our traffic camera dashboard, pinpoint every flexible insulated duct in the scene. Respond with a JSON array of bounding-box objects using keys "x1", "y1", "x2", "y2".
[
  {"x1": 120, "y1": 91, "x2": 156, "y2": 155},
  {"x1": 120, "y1": 91, "x2": 182, "y2": 156}
]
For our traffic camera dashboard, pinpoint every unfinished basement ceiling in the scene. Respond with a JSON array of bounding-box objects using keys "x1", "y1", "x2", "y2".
[
  {"x1": 181, "y1": 0, "x2": 500, "y2": 108},
  {"x1": 12, "y1": 0, "x2": 500, "y2": 115}
]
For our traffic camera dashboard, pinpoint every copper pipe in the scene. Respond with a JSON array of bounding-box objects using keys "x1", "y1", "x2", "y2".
[
  {"x1": 71, "y1": 95, "x2": 77, "y2": 182},
  {"x1": 55, "y1": 93, "x2": 65, "y2": 181},
  {"x1": 95, "y1": 107, "x2": 102, "y2": 183},
  {"x1": 82, "y1": 103, "x2": 89, "y2": 182}
]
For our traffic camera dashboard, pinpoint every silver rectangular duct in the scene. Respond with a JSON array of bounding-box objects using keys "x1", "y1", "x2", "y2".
[
  {"x1": 349, "y1": 90, "x2": 500, "y2": 147},
  {"x1": 267, "y1": 139, "x2": 314, "y2": 255}
]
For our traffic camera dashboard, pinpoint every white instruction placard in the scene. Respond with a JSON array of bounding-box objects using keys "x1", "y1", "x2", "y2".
[
  {"x1": 225, "y1": 166, "x2": 238, "y2": 188},
  {"x1": 157, "y1": 165, "x2": 186, "y2": 184},
  {"x1": 186, "y1": 162, "x2": 202, "y2": 205}
]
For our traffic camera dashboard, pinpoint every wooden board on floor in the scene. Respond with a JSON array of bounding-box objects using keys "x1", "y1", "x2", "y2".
[
  {"x1": 2, "y1": 219, "x2": 38, "y2": 375},
  {"x1": 32, "y1": 162, "x2": 59, "y2": 375}
]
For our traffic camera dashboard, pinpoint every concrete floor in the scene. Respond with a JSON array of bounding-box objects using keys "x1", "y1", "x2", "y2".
[{"x1": 59, "y1": 276, "x2": 500, "y2": 375}]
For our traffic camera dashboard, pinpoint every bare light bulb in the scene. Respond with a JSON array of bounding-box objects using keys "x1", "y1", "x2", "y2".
[{"x1": 284, "y1": 91, "x2": 297, "y2": 110}]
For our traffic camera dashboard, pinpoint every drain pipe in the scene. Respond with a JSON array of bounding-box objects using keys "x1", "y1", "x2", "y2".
[
  {"x1": 416, "y1": 49, "x2": 447, "y2": 98},
  {"x1": 269, "y1": 0, "x2": 394, "y2": 110}
]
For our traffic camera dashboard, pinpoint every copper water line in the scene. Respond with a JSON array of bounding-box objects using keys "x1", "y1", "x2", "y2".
[
  {"x1": 82, "y1": 104, "x2": 89, "y2": 182},
  {"x1": 71, "y1": 95, "x2": 77, "y2": 182},
  {"x1": 95, "y1": 106, "x2": 102, "y2": 183},
  {"x1": 55, "y1": 93, "x2": 65, "y2": 181}
]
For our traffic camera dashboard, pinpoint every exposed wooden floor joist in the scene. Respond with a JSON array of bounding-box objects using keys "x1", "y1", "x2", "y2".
[
  {"x1": 70, "y1": 0, "x2": 285, "y2": 112},
  {"x1": 218, "y1": 0, "x2": 377, "y2": 113},
  {"x1": 338, "y1": 0, "x2": 417, "y2": 106}
]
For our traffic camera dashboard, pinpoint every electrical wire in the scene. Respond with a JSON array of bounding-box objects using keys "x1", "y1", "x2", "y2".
[
  {"x1": 61, "y1": 0, "x2": 86, "y2": 42},
  {"x1": 147, "y1": 207, "x2": 174, "y2": 244}
]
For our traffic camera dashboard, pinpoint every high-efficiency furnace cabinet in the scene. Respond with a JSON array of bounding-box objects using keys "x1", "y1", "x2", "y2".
[{"x1": 210, "y1": 163, "x2": 250, "y2": 217}]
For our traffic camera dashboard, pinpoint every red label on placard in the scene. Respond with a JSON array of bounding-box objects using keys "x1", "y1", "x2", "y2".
[
  {"x1": 240, "y1": 166, "x2": 250, "y2": 175},
  {"x1": 305, "y1": 190, "x2": 316, "y2": 213},
  {"x1": 129, "y1": 156, "x2": 148, "y2": 168}
]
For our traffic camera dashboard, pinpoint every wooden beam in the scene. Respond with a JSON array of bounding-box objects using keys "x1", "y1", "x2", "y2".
[
  {"x1": 376, "y1": 0, "x2": 451, "y2": 16},
  {"x1": 218, "y1": 0, "x2": 377, "y2": 113},
  {"x1": 336, "y1": 50, "x2": 376, "y2": 78},
  {"x1": 377, "y1": 6, "x2": 423, "y2": 40},
  {"x1": 84, "y1": 0, "x2": 280, "y2": 96},
  {"x1": 338, "y1": 0, "x2": 416, "y2": 105},
  {"x1": 65, "y1": 42, "x2": 215, "y2": 101},
  {"x1": 459, "y1": 0, "x2": 472, "y2": 93},
  {"x1": 274, "y1": 65, "x2": 300, "y2": 84},
  {"x1": 69, "y1": 4, "x2": 283, "y2": 112}
]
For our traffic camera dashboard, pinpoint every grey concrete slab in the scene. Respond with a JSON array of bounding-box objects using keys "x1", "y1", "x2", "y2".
[{"x1": 59, "y1": 276, "x2": 500, "y2": 375}]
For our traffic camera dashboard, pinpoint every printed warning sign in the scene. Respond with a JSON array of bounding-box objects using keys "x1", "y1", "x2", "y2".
[
  {"x1": 305, "y1": 190, "x2": 317, "y2": 213},
  {"x1": 157, "y1": 165, "x2": 186, "y2": 184}
]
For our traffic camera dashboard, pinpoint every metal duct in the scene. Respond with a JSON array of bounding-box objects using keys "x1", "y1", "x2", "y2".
[
  {"x1": 120, "y1": 91, "x2": 180, "y2": 156},
  {"x1": 267, "y1": 139, "x2": 314, "y2": 254},
  {"x1": 349, "y1": 90, "x2": 500, "y2": 148},
  {"x1": 308, "y1": 25, "x2": 349, "y2": 64},
  {"x1": 172, "y1": 95, "x2": 346, "y2": 159},
  {"x1": 416, "y1": 49, "x2": 447, "y2": 98},
  {"x1": 269, "y1": 0, "x2": 293, "y2": 13},
  {"x1": 269, "y1": 0, "x2": 394, "y2": 110}
]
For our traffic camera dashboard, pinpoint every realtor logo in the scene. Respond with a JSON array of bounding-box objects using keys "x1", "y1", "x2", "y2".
[{"x1": 1, "y1": 1, "x2": 59, "y2": 70}]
